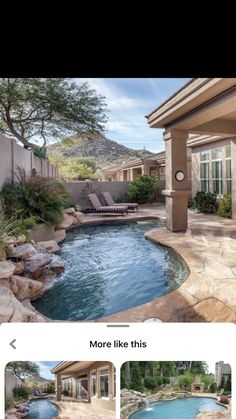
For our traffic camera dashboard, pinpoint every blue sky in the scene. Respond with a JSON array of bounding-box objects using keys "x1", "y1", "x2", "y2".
[
  {"x1": 36, "y1": 361, "x2": 60, "y2": 379},
  {"x1": 77, "y1": 78, "x2": 190, "y2": 152}
]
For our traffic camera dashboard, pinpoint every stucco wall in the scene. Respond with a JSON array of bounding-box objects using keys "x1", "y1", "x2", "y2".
[
  {"x1": 5, "y1": 370, "x2": 23, "y2": 398},
  {"x1": 0, "y1": 133, "x2": 57, "y2": 188},
  {"x1": 66, "y1": 181, "x2": 130, "y2": 208}
]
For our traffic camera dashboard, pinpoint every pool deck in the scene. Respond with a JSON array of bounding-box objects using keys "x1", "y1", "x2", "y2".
[
  {"x1": 79, "y1": 205, "x2": 236, "y2": 323},
  {"x1": 54, "y1": 400, "x2": 115, "y2": 419}
]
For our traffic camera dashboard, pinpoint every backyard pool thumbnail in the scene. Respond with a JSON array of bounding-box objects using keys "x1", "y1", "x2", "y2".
[
  {"x1": 120, "y1": 361, "x2": 231, "y2": 419},
  {"x1": 5, "y1": 360, "x2": 116, "y2": 419}
]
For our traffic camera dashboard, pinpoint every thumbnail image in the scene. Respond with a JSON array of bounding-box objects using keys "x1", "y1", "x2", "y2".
[
  {"x1": 5, "y1": 360, "x2": 116, "y2": 418},
  {"x1": 121, "y1": 361, "x2": 231, "y2": 418}
]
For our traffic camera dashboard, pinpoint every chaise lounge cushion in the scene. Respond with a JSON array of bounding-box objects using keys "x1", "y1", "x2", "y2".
[
  {"x1": 102, "y1": 192, "x2": 138, "y2": 210},
  {"x1": 88, "y1": 193, "x2": 128, "y2": 214}
]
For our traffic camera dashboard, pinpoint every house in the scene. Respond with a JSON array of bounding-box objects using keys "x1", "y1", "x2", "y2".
[
  {"x1": 146, "y1": 78, "x2": 236, "y2": 231},
  {"x1": 214, "y1": 362, "x2": 231, "y2": 387},
  {"x1": 51, "y1": 361, "x2": 115, "y2": 411}
]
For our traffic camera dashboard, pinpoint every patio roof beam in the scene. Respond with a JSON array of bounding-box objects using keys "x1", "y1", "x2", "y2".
[
  {"x1": 190, "y1": 119, "x2": 236, "y2": 136},
  {"x1": 169, "y1": 87, "x2": 236, "y2": 131}
]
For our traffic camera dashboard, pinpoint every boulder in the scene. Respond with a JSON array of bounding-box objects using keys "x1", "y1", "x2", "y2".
[
  {"x1": 36, "y1": 240, "x2": 60, "y2": 253},
  {"x1": 8, "y1": 243, "x2": 37, "y2": 260},
  {"x1": 64, "y1": 207, "x2": 75, "y2": 215},
  {"x1": 15, "y1": 234, "x2": 26, "y2": 245},
  {"x1": 76, "y1": 204, "x2": 82, "y2": 211},
  {"x1": 24, "y1": 253, "x2": 52, "y2": 279},
  {"x1": 0, "y1": 285, "x2": 46, "y2": 322},
  {"x1": 3, "y1": 236, "x2": 16, "y2": 245},
  {"x1": 9, "y1": 276, "x2": 19, "y2": 295},
  {"x1": 0, "y1": 261, "x2": 15, "y2": 279},
  {"x1": 47, "y1": 254, "x2": 65, "y2": 274},
  {"x1": 12, "y1": 275, "x2": 43, "y2": 301},
  {"x1": 13, "y1": 262, "x2": 25, "y2": 275},
  {"x1": 57, "y1": 213, "x2": 75, "y2": 229},
  {"x1": 0, "y1": 247, "x2": 6, "y2": 261},
  {"x1": 74, "y1": 211, "x2": 84, "y2": 223}
]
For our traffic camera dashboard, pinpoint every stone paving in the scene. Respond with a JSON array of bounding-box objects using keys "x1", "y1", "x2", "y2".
[
  {"x1": 54, "y1": 400, "x2": 115, "y2": 419},
  {"x1": 84, "y1": 205, "x2": 236, "y2": 323}
]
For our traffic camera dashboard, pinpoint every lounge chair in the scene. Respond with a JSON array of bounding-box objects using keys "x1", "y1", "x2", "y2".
[
  {"x1": 88, "y1": 193, "x2": 128, "y2": 216},
  {"x1": 102, "y1": 192, "x2": 138, "y2": 211}
]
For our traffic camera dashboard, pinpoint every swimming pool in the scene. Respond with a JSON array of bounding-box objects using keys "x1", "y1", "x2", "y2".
[
  {"x1": 33, "y1": 220, "x2": 189, "y2": 320},
  {"x1": 25, "y1": 399, "x2": 58, "y2": 419},
  {"x1": 130, "y1": 397, "x2": 226, "y2": 419}
]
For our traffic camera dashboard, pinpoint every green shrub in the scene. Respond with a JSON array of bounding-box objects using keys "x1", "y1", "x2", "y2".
[
  {"x1": 209, "y1": 382, "x2": 217, "y2": 393},
  {"x1": 127, "y1": 175, "x2": 156, "y2": 204},
  {"x1": 194, "y1": 191, "x2": 218, "y2": 213},
  {"x1": 144, "y1": 376, "x2": 157, "y2": 390},
  {"x1": 0, "y1": 168, "x2": 74, "y2": 226},
  {"x1": 179, "y1": 372, "x2": 194, "y2": 389},
  {"x1": 33, "y1": 147, "x2": 47, "y2": 160},
  {"x1": 217, "y1": 194, "x2": 232, "y2": 218},
  {"x1": 13, "y1": 386, "x2": 30, "y2": 399},
  {"x1": 46, "y1": 385, "x2": 55, "y2": 394},
  {"x1": 62, "y1": 389, "x2": 69, "y2": 396}
]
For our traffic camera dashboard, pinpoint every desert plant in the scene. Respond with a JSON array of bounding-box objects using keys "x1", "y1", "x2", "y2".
[
  {"x1": 0, "y1": 215, "x2": 23, "y2": 248},
  {"x1": 217, "y1": 194, "x2": 232, "y2": 218},
  {"x1": 144, "y1": 376, "x2": 157, "y2": 390},
  {"x1": 0, "y1": 168, "x2": 74, "y2": 226},
  {"x1": 220, "y1": 395, "x2": 229, "y2": 404},
  {"x1": 127, "y1": 175, "x2": 156, "y2": 204},
  {"x1": 194, "y1": 191, "x2": 218, "y2": 213},
  {"x1": 5, "y1": 396, "x2": 14, "y2": 409},
  {"x1": 13, "y1": 386, "x2": 30, "y2": 399}
]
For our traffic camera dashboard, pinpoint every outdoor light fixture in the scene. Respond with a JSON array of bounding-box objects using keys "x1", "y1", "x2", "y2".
[{"x1": 175, "y1": 171, "x2": 185, "y2": 182}]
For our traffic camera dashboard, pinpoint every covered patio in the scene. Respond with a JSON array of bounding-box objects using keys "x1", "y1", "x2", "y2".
[{"x1": 146, "y1": 78, "x2": 236, "y2": 231}]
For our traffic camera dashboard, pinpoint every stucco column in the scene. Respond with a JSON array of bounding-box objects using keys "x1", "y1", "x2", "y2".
[
  {"x1": 162, "y1": 129, "x2": 190, "y2": 232},
  {"x1": 56, "y1": 374, "x2": 62, "y2": 401},
  {"x1": 130, "y1": 169, "x2": 133, "y2": 181},
  {"x1": 108, "y1": 365, "x2": 113, "y2": 401},
  {"x1": 231, "y1": 139, "x2": 236, "y2": 219}
]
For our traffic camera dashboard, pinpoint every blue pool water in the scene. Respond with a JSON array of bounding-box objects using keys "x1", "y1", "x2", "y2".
[
  {"x1": 25, "y1": 399, "x2": 58, "y2": 419},
  {"x1": 33, "y1": 220, "x2": 189, "y2": 320},
  {"x1": 130, "y1": 397, "x2": 225, "y2": 419}
]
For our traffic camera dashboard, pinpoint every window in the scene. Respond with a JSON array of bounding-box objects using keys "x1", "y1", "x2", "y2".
[
  {"x1": 225, "y1": 144, "x2": 232, "y2": 193},
  {"x1": 200, "y1": 151, "x2": 209, "y2": 193},
  {"x1": 212, "y1": 147, "x2": 223, "y2": 195},
  {"x1": 99, "y1": 368, "x2": 109, "y2": 398},
  {"x1": 90, "y1": 370, "x2": 96, "y2": 397}
]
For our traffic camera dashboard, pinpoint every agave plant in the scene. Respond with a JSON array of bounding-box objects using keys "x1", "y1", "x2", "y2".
[{"x1": 0, "y1": 215, "x2": 23, "y2": 248}]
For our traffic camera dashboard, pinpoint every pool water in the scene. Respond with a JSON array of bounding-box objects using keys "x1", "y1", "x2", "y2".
[
  {"x1": 25, "y1": 399, "x2": 58, "y2": 419},
  {"x1": 130, "y1": 397, "x2": 225, "y2": 419},
  {"x1": 33, "y1": 220, "x2": 189, "y2": 320}
]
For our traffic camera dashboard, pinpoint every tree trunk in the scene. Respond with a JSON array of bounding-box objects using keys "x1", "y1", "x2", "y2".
[{"x1": 125, "y1": 362, "x2": 131, "y2": 384}]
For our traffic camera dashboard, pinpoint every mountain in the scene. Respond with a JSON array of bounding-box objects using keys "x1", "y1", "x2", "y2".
[{"x1": 47, "y1": 135, "x2": 154, "y2": 168}]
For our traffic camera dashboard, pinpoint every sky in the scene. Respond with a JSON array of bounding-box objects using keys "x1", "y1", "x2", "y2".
[
  {"x1": 77, "y1": 78, "x2": 190, "y2": 152},
  {"x1": 35, "y1": 360, "x2": 217, "y2": 379},
  {"x1": 36, "y1": 361, "x2": 60, "y2": 379}
]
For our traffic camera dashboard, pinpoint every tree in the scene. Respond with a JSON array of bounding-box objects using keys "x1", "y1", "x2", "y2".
[
  {"x1": 56, "y1": 157, "x2": 99, "y2": 180},
  {"x1": 0, "y1": 78, "x2": 107, "y2": 149},
  {"x1": 179, "y1": 372, "x2": 194, "y2": 390},
  {"x1": 130, "y1": 362, "x2": 144, "y2": 392},
  {"x1": 201, "y1": 374, "x2": 214, "y2": 390},
  {"x1": 6, "y1": 362, "x2": 39, "y2": 381}
]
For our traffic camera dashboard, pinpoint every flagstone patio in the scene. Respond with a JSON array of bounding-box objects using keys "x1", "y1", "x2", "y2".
[
  {"x1": 54, "y1": 400, "x2": 115, "y2": 419},
  {"x1": 89, "y1": 205, "x2": 236, "y2": 323}
]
